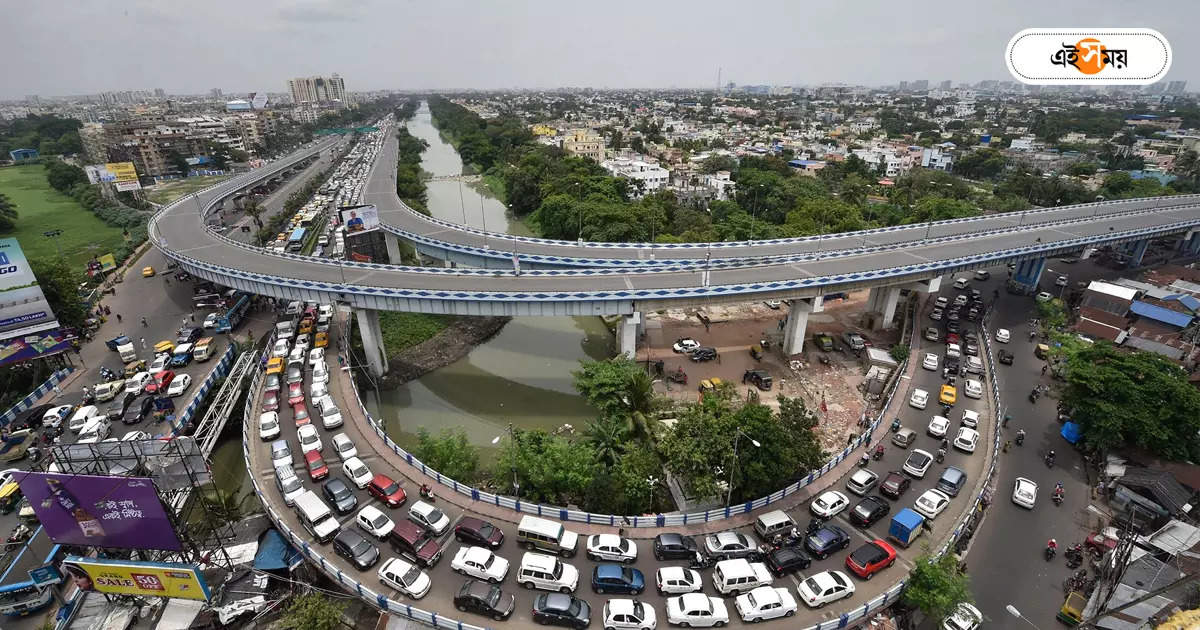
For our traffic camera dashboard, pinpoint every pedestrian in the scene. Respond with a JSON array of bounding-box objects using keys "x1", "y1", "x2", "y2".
[
  {"x1": 1041, "y1": 365, "x2": 1048, "y2": 376},
  {"x1": 847, "y1": 433, "x2": 855, "y2": 446},
  {"x1": 116, "y1": 313, "x2": 122, "y2": 323},
  {"x1": 1003, "y1": 440, "x2": 1011, "y2": 452},
  {"x1": 190, "y1": 312, "x2": 195, "y2": 322},
  {"x1": 103, "y1": 305, "x2": 111, "y2": 316},
  {"x1": 52, "y1": 384, "x2": 62, "y2": 399},
  {"x1": 141, "y1": 316, "x2": 148, "y2": 327},
  {"x1": 164, "y1": 276, "x2": 170, "y2": 286},
  {"x1": 140, "y1": 337, "x2": 147, "y2": 349}
]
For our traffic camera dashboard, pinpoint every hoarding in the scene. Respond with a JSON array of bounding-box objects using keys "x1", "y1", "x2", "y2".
[
  {"x1": 115, "y1": 180, "x2": 142, "y2": 192},
  {"x1": 85, "y1": 162, "x2": 138, "y2": 186},
  {"x1": 14, "y1": 472, "x2": 182, "y2": 551},
  {"x1": 0, "y1": 330, "x2": 72, "y2": 368},
  {"x1": 97, "y1": 254, "x2": 116, "y2": 272},
  {"x1": 105, "y1": 162, "x2": 139, "y2": 183},
  {"x1": 62, "y1": 556, "x2": 210, "y2": 601},
  {"x1": 0, "y1": 238, "x2": 60, "y2": 340},
  {"x1": 339, "y1": 204, "x2": 379, "y2": 234}
]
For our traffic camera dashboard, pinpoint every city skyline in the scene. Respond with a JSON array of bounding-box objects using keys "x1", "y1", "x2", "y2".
[{"x1": 2, "y1": 0, "x2": 1197, "y2": 100}]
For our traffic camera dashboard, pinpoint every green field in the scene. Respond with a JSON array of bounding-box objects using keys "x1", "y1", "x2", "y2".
[
  {"x1": 0, "y1": 166, "x2": 128, "y2": 268},
  {"x1": 146, "y1": 175, "x2": 232, "y2": 205}
]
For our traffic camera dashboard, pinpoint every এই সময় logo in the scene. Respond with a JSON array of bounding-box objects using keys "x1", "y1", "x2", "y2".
[{"x1": 1051, "y1": 38, "x2": 1128, "y2": 74}]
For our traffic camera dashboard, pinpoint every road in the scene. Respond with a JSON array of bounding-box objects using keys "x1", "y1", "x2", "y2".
[{"x1": 224, "y1": 147, "x2": 338, "y2": 244}]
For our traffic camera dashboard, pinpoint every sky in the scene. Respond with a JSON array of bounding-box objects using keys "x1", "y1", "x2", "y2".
[{"x1": 3, "y1": 0, "x2": 1198, "y2": 99}]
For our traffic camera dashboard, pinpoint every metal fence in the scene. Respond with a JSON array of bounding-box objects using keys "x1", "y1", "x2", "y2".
[
  {"x1": 0, "y1": 368, "x2": 74, "y2": 427},
  {"x1": 168, "y1": 344, "x2": 236, "y2": 435}
]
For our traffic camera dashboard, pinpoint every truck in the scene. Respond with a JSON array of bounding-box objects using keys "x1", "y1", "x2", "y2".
[
  {"x1": 0, "y1": 429, "x2": 35, "y2": 462},
  {"x1": 887, "y1": 508, "x2": 926, "y2": 548},
  {"x1": 117, "y1": 342, "x2": 137, "y2": 363},
  {"x1": 170, "y1": 343, "x2": 194, "y2": 368},
  {"x1": 811, "y1": 333, "x2": 834, "y2": 352},
  {"x1": 193, "y1": 337, "x2": 215, "y2": 362},
  {"x1": 105, "y1": 335, "x2": 131, "y2": 351}
]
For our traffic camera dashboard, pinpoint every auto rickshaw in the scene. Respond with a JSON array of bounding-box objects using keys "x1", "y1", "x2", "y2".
[
  {"x1": 749, "y1": 344, "x2": 763, "y2": 361},
  {"x1": 124, "y1": 359, "x2": 147, "y2": 377},
  {"x1": 698, "y1": 377, "x2": 723, "y2": 393},
  {"x1": 1056, "y1": 591, "x2": 1086, "y2": 626},
  {"x1": 1035, "y1": 343, "x2": 1050, "y2": 359},
  {"x1": 0, "y1": 481, "x2": 22, "y2": 515}
]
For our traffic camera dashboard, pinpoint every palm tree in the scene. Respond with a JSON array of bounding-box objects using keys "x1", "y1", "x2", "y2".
[
  {"x1": 0, "y1": 193, "x2": 17, "y2": 232},
  {"x1": 583, "y1": 417, "x2": 627, "y2": 468}
]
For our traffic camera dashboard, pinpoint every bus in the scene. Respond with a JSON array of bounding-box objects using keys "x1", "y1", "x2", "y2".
[
  {"x1": 287, "y1": 227, "x2": 307, "y2": 252},
  {"x1": 215, "y1": 292, "x2": 251, "y2": 333}
]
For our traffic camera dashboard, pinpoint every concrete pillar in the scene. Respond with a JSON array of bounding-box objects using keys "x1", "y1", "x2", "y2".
[
  {"x1": 1128, "y1": 238, "x2": 1150, "y2": 267},
  {"x1": 385, "y1": 233, "x2": 402, "y2": 265},
  {"x1": 909, "y1": 275, "x2": 942, "y2": 294},
  {"x1": 617, "y1": 312, "x2": 641, "y2": 358},
  {"x1": 1012, "y1": 256, "x2": 1046, "y2": 290},
  {"x1": 1187, "y1": 232, "x2": 1200, "y2": 255},
  {"x1": 355, "y1": 308, "x2": 389, "y2": 378},
  {"x1": 880, "y1": 286, "x2": 902, "y2": 330},
  {"x1": 782, "y1": 297, "x2": 823, "y2": 356}
]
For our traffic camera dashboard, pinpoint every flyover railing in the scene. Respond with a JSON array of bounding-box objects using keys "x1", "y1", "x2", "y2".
[{"x1": 0, "y1": 368, "x2": 74, "y2": 427}]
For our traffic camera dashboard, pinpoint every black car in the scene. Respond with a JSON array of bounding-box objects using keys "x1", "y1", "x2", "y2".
[
  {"x1": 849, "y1": 496, "x2": 891, "y2": 527},
  {"x1": 322, "y1": 478, "x2": 358, "y2": 514},
  {"x1": 945, "y1": 355, "x2": 961, "y2": 375},
  {"x1": 946, "y1": 319, "x2": 961, "y2": 333},
  {"x1": 107, "y1": 393, "x2": 137, "y2": 421},
  {"x1": 532, "y1": 593, "x2": 591, "y2": 629},
  {"x1": 879, "y1": 471, "x2": 912, "y2": 499},
  {"x1": 176, "y1": 326, "x2": 202, "y2": 345},
  {"x1": 690, "y1": 347, "x2": 717, "y2": 362},
  {"x1": 653, "y1": 533, "x2": 698, "y2": 561},
  {"x1": 332, "y1": 529, "x2": 379, "y2": 570},
  {"x1": 122, "y1": 396, "x2": 155, "y2": 425},
  {"x1": 454, "y1": 516, "x2": 504, "y2": 549},
  {"x1": 454, "y1": 579, "x2": 515, "y2": 621},
  {"x1": 765, "y1": 546, "x2": 811, "y2": 577},
  {"x1": 804, "y1": 524, "x2": 850, "y2": 559},
  {"x1": 742, "y1": 370, "x2": 772, "y2": 391},
  {"x1": 998, "y1": 349, "x2": 1014, "y2": 365}
]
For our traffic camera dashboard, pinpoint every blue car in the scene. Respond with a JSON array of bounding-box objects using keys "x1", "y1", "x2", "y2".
[
  {"x1": 591, "y1": 564, "x2": 644, "y2": 595},
  {"x1": 804, "y1": 524, "x2": 851, "y2": 560},
  {"x1": 170, "y1": 351, "x2": 193, "y2": 368}
]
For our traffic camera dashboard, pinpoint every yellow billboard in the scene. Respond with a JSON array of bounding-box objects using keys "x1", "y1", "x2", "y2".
[
  {"x1": 62, "y1": 556, "x2": 211, "y2": 601},
  {"x1": 97, "y1": 254, "x2": 116, "y2": 272},
  {"x1": 104, "y1": 162, "x2": 139, "y2": 183}
]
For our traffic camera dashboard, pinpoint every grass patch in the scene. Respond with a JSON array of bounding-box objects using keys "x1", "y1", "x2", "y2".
[
  {"x1": 379, "y1": 312, "x2": 454, "y2": 354},
  {"x1": 475, "y1": 174, "x2": 507, "y2": 203},
  {"x1": 0, "y1": 166, "x2": 128, "y2": 268},
  {"x1": 145, "y1": 175, "x2": 232, "y2": 205}
]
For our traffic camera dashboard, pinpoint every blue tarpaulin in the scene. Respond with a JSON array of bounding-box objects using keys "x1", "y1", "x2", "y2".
[
  {"x1": 1129, "y1": 300, "x2": 1193, "y2": 328},
  {"x1": 253, "y1": 529, "x2": 302, "y2": 571},
  {"x1": 1061, "y1": 422, "x2": 1083, "y2": 445}
]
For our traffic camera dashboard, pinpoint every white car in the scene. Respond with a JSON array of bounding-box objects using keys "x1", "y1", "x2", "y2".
[
  {"x1": 124, "y1": 372, "x2": 152, "y2": 395},
  {"x1": 602, "y1": 599, "x2": 657, "y2": 630},
  {"x1": 666, "y1": 593, "x2": 728, "y2": 628},
  {"x1": 296, "y1": 424, "x2": 322, "y2": 453},
  {"x1": 963, "y1": 379, "x2": 983, "y2": 399},
  {"x1": 343, "y1": 456, "x2": 372, "y2": 489},
  {"x1": 312, "y1": 362, "x2": 330, "y2": 384},
  {"x1": 332, "y1": 433, "x2": 357, "y2": 461},
  {"x1": 294, "y1": 335, "x2": 311, "y2": 354},
  {"x1": 166, "y1": 373, "x2": 192, "y2": 397},
  {"x1": 310, "y1": 380, "x2": 329, "y2": 400},
  {"x1": 995, "y1": 328, "x2": 1010, "y2": 343},
  {"x1": 1056, "y1": 275, "x2": 1069, "y2": 287},
  {"x1": 318, "y1": 398, "x2": 343, "y2": 429},
  {"x1": 810, "y1": 490, "x2": 849, "y2": 519},
  {"x1": 797, "y1": 570, "x2": 855, "y2": 608},
  {"x1": 934, "y1": 296, "x2": 949, "y2": 309},
  {"x1": 960, "y1": 409, "x2": 980, "y2": 428},
  {"x1": 409, "y1": 501, "x2": 451, "y2": 535},
  {"x1": 1012, "y1": 477, "x2": 1038, "y2": 509},
  {"x1": 655, "y1": 567, "x2": 702, "y2": 595},
  {"x1": 271, "y1": 339, "x2": 289, "y2": 358},
  {"x1": 909, "y1": 388, "x2": 929, "y2": 409},
  {"x1": 308, "y1": 347, "x2": 325, "y2": 368},
  {"x1": 258, "y1": 411, "x2": 281, "y2": 441},
  {"x1": 1036, "y1": 291, "x2": 1053, "y2": 303},
  {"x1": 287, "y1": 347, "x2": 306, "y2": 366},
  {"x1": 953, "y1": 427, "x2": 979, "y2": 453},
  {"x1": 121, "y1": 431, "x2": 150, "y2": 441},
  {"x1": 914, "y1": 489, "x2": 952, "y2": 520},
  {"x1": 378, "y1": 557, "x2": 431, "y2": 599},
  {"x1": 927, "y1": 415, "x2": 950, "y2": 438},
  {"x1": 735, "y1": 586, "x2": 797, "y2": 622},
  {"x1": 943, "y1": 602, "x2": 982, "y2": 630},
  {"x1": 922, "y1": 352, "x2": 939, "y2": 371},
  {"x1": 452, "y1": 546, "x2": 510, "y2": 584},
  {"x1": 903, "y1": 449, "x2": 934, "y2": 479},
  {"x1": 42, "y1": 405, "x2": 73, "y2": 429},
  {"x1": 673, "y1": 338, "x2": 701, "y2": 354},
  {"x1": 587, "y1": 534, "x2": 638, "y2": 563},
  {"x1": 357, "y1": 505, "x2": 395, "y2": 539},
  {"x1": 203, "y1": 313, "x2": 219, "y2": 329},
  {"x1": 149, "y1": 354, "x2": 171, "y2": 375}
]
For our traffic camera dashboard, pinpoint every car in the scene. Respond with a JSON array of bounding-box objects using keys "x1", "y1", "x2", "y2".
[
  {"x1": 909, "y1": 388, "x2": 928, "y2": 409},
  {"x1": 942, "y1": 602, "x2": 983, "y2": 630},
  {"x1": 653, "y1": 534, "x2": 698, "y2": 561},
  {"x1": 764, "y1": 546, "x2": 810, "y2": 577},
  {"x1": 409, "y1": 501, "x2": 451, "y2": 536},
  {"x1": 290, "y1": 402, "x2": 310, "y2": 426},
  {"x1": 953, "y1": 427, "x2": 979, "y2": 453},
  {"x1": 903, "y1": 449, "x2": 934, "y2": 478},
  {"x1": 848, "y1": 496, "x2": 891, "y2": 528},
  {"x1": 998, "y1": 349, "x2": 1014, "y2": 364},
  {"x1": 308, "y1": 347, "x2": 325, "y2": 368},
  {"x1": 704, "y1": 532, "x2": 759, "y2": 561},
  {"x1": 517, "y1": 552, "x2": 579, "y2": 593},
  {"x1": 845, "y1": 540, "x2": 896, "y2": 580},
  {"x1": 203, "y1": 313, "x2": 219, "y2": 329},
  {"x1": 947, "y1": 319, "x2": 961, "y2": 334},
  {"x1": 964, "y1": 356, "x2": 984, "y2": 375},
  {"x1": 304, "y1": 450, "x2": 329, "y2": 481},
  {"x1": 295, "y1": 422, "x2": 322, "y2": 452},
  {"x1": 264, "y1": 373, "x2": 282, "y2": 393},
  {"x1": 666, "y1": 593, "x2": 728, "y2": 628},
  {"x1": 601, "y1": 599, "x2": 656, "y2": 630},
  {"x1": 734, "y1": 586, "x2": 797, "y2": 623},
  {"x1": 655, "y1": 566, "x2": 703, "y2": 595},
  {"x1": 914, "y1": 489, "x2": 952, "y2": 520},
  {"x1": 287, "y1": 381, "x2": 305, "y2": 405},
  {"x1": 953, "y1": 294, "x2": 968, "y2": 307},
  {"x1": 335, "y1": 454, "x2": 370, "y2": 489},
  {"x1": 804, "y1": 524, "x2": 850, "y2": 560},
  {"x1": 690, "y1": 347, "x2": 717, "y2": 362},
  {"x1": 1056, "y1": 275, "x2": 1069, "y2": 287},
  {"x1": 533, "y1": 593, "x2": 592, "y2": 630},
  {"x1": 124, "y1": 372, "x2": 153, "y2": 395},
  {"x1": 960, "y1": 409, "x2": 980, "y2": 428},
  {"x1": 995, "y1": 328, "x2": 1010, "y2": 343},
  {"x1": 454, "y1": 517, "x2": 504, "y2": 549},
  {"x1": 453, "y1": 546, "x2": 510, "y2": 584},
  {"x1": 271, "y1": 339, "x2": 289, "y2": 359},
  {"x1": 368, "y1": 474, "x2": 407, "y2": 507},
  {"x1": 964, "y1": 340, "x2": 979, "y2": 356},
  {"x1": 318, "y1": 397, "x2": 343, "y2": 429},
  {"x1": 591, "y1": 565, "x2": 645, "y2": 595},
  {"x1": 121, "y1": 396, "x2": 154, "y2": 425},
  {"x1": 388, "y1": 520, "x2": 443, "y2": 567},
  {"x1": 266, "y1": 358, "x2": 284, "y2": 377},
  {"x1": 259, "y1": 411, "x2": 281, "y2": 440},
  {"x1": 333, "y1": 527, "x2": 379, "y2": 570},
  {"x1": 939, "y1": 385, "x2": 957, "y2": 406},
  {"x1": 294, "y1": 335, "x2": 311, "y2": 355},
  {"x1": 842, "y1": 332, "x2": 866, "y2": 350},
  {"x1": 261, "y1": 390, "x2": 280, "y2": 412},
  {"x1": 934, "y1": 296, "x2": 949, "y2": 309},
  {"x1": 742, "y1": 370, "x2": 772, "y2": 391},
  {"x1": 846, "y1": 469, "x2": 879, "y2": 496},
  {"x1": 378, "y1": 557, "x2": 431, "y2": 599},
  {"x1": 312, "y1": 362, "x2": 330, "y2": 384},
  {"x1": 357, "y1": 505, "x2": 395, "y2": 539},
  {"x1": 797, "y1": 570, "x2": 855, "y2": 608},
  {"x1": 142, "y1": 266, "x2": 155, "y2": 277},
  {"x1": 924, "y1": 327, "x2": 940, "y2": 342},
  {"x1": 454, "y1": 579, "x2": 515, "y2": 621},
  {"x1": 810, "y1": 490, "x2": 849, "y2": 518},
  {"x1": 880, "y1": 471, "x2": 912, "y2": 499},
  {"x1": 331, "y1": 433, "x2": 357, "y2": 461},
  {"x1": 974, "y1": 269, "x2": 990, "y2": 281},
  {"x1": 929, "y1": 308, "x2": 943, "y2": 321},
  {"x1": 918, "y1": 354, "x2": 938, "y2": 374},
  {"x1": 673, "y1": 338, "x2": 701, "y2": 354},
  {"x1": 587, "y1": 534, "x2": 638, "y2": 563},
  {"x1": 104, "y1": 395, "x2": 135, "y2": 422},
  {"x1": 42, "y1": 404, "x2": 73, "y2": 428},
  {"x1": 323, "y1": 477, "x2": 358, "y2": 514},
  {"x1": 763, "y1": 300, "x2": 782, "y2": 309},
  {"x1": 270, "y1": 439, "x2": 295, "y2": 469},
  {"x1": 166, "y1": 373, "x2": 192, "y2": 397},
  {"x1": 964, "y1": 379, "x2": 982, "y2": 399},
  {"x1": 927, "y1": 415, "x2": 950, "y2": 438},
  {"x1": 1012, "y1": 477, "x2": 1038, "y2": 509},
  {"x1": 148, "y1": 354, "x2": 171, "y2": 375}
]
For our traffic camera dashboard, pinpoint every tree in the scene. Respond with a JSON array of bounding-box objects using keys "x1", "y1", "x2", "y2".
[
  {"x1": 493, "y1": 429, "x2": 598, "y2": 505},
  {"x1": 0, "y1": 193, "x2": 18, "y2": 232},
  {"x1": 573, "y1": 357, "x2": 655, "y2": 418},
  {"x1": 583, "y1": 417, "x2": 627, "y2": 468},
  {"x1": 1035, "y1": 297, "x2": 1067, "y2": 332},
  {"x1": 29, "y1": 258, "x2": 88, "y2": 331},
  {"x1": 413, "y1": 428, "x2": 479, "y2": 482},
  {"x1": 44, "y1": 160, "x2": 87, "y2": 193},
  {"x1": 280, "y1": 592, "x2": 346, "y2": 630},
  {"x1": 902, "y1": 552, "x2": 975, "y2": 623}
]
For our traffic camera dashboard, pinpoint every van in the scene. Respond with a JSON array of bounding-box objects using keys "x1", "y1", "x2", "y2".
[
  {"x1": 193, "y1": 337, "x2": 214, "y2": 362},
  {"x1": 953, "y1": 277, "x2": 969, "y2": 290},
  {"x1": 275, "y1": 321, "x2": 295, "y2": 341},
  {"x1": 711, "y1": 559, "x2": 773, "y2": 596},
  {"x1": 294, "y1": 489, "x2": 340, "y2": 542},
  {"x1": 270, "y1": 439, "x2": 296, "y2": 468},
  {"x1": 936, "y1": 466, "x2": 968, "y2": 497},
  {"x1": 892, "y1": 428, "x2": 917, "y2": 449},
  {"x1": 69, "y1": 405, "x2": 102, "y2": 432},
  {"x1": 77, "y1": 417, "x2": 112, "y2": 444},
  {"x1": 974, "y1": 270, "x2": 991, "y2": 281},
  {"x1": 517, "y1": 515, "x2": 579, "y2": 558},
  {"x1": 753, "y1": 510, "x2": 795, "y2": 542},
  {"x1": 517, "y1": 552, "x2": 580, "y2": 592},
  {"x1": 117, "y1": 342, "x2": 137, "y2": 362},
  {"x1": 274, "y1": 465, "x2": 305, "y2": 506},
  {"x1": 946, "y1": 343, "x2": 962, "y2": 359}
]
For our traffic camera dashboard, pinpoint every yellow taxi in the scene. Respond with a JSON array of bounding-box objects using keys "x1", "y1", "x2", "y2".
[
  {"x1": 698, "y1": 377, "x2": 723, "y2": 393},
  {"x1": 154, "y1": 340, "x2": 175, "y2": 355},
  {"x1": 299, "y1": 319, "x2": 314, "y2": 335},
  {"x1": 142, "y1": 266, "x2": 156, "y2": 277},
  {"x1": 314, "y1": 332, "x2": 328, "y2": 348},
  {"x1": 265, "y1": 357, "x2": 284, "y2": 375},
  {"x1": 939, "y1": 384, "x2": 957, "y2": 406}
]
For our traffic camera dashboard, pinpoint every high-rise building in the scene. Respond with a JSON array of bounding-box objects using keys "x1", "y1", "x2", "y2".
[
  {"x1": 939, "y1": 80, "x2": 952, "y2": 90},
  {"x1": 912, "y1": 80, "x2": 929, "y2": 90},
  {"x1": 154, "y1": 88, "x2": 166, "y2": 98},
  {"x1": 1166, "y1": 80, "x2": 1187, "y2": 94},
  {"x1": 898, "y1": 81, "x2": 910, "y2": 91},
  {"x1": 210, "y1": 88, "x2": 223, "y2": 99},
  {"x1": 287, "y1": 74, "x2": 348, "y2": 107}
]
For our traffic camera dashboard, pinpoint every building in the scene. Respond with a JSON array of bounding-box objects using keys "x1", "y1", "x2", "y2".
[
  {"x1": 1076, "y1": 280, "x2": 1137, "y2": 341},
  {"x1": 601, "y1": 158, "x2": 669, "y2": 198},
  {"x1": 78, "y1": 123, "x2": 109, "y2": 164},
  {"x1": 226, "y1": 100, "x2": 252, "y2": 112},
  {"x1": 287, "y1": 74, "x2": 348, "y2": 107},
  {"x1": 561, "y1": 129, "x2": 606, "y2": 163},
  {"x1": 8, "y1": 148, "x2": 38, "y2": 162},
  {"x1": 1166, "y1": 80, "x2": 1188, "y2": 94},
  {"x1": 920, "y1": 148, "x2": 953, "y2": 171},
  {"x1": 210, "y1": 88, "x2": 223, "y2": 100}
]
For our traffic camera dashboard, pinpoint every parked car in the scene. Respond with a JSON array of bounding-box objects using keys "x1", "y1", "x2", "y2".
[
  {"x1": 845, "y1": 540, "x2": 896, "y2": 580},
  {"x1": 797, "y1": 570, "x2": 855, "y2": 608},
  {"x1": 453, "y1": 579, "x2": 515, "y2": 621},
  {"x1": 591, "y1": 565, "x2": 645, "y2": 595},
  {"x1": 734, "y1": 586, "x2": 797, "y2": 622}
]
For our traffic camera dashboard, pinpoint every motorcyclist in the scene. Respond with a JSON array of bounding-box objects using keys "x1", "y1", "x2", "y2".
[
  {"x1": 1047, "y1": 538, "x2": 1058, "y2": 551},
  {"x1": 1016, "y1": 428, "x2": 1026, "y2": 444},
  {"x1": 419, "y1": 483, "x2": 433, "y2": 499},
  {"x1": 936, "y1": 447, "x2": 947, "y2": 463}
]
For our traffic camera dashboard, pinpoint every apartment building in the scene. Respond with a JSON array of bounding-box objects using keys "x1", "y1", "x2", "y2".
[
  {"x1": 601, "y1": 157, "x2": 669, "y2": 198},
  {"x1": 562, "y1": 129, "x2": 606, "y2": 162},
  {"x1": 287, "y1": 74, "x2": 348, "y2": 106}
]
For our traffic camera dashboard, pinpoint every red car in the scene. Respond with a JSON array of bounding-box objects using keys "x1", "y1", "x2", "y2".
[
  {"x1": 145, "y1": 370, "x2": 175, "y2": 394},
  {"x1": 292, "y1": 402, "x2": 311, "y2": 427},
  {"x1": 945, "y1": 333, "x2": 961, "y2": 346},
  {"x1": 287, "y1": 381, "x2": 305, "y2": 406},
  {"x1": 367, "y1": 474, "x2": 406, "y2": 507},
  {"x1": 305, "y1": 450, "x2": 329, "y2": 481},
  {"x1": 845, "y1": 539, "x2": 896, "y2": 579},
  {"x1": 262, "y1": 390, "x2": 280, "y2": 412}
]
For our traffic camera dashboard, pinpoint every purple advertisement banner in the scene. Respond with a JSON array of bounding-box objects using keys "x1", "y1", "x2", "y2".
[
  {"x1": 15, "y1": 472, "x2": 182, "y2": 551},
  {"x1": 0, "y1": 330, "x2": 72, "y2": 368}
]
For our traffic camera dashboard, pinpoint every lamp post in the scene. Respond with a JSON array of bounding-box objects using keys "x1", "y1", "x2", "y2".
[
  {"x1": 1006, "y1": 605, "x2": 1043, "y2": 630},
  {"x1": 725, "y1": 428, "x2": 761, "y2": 507},
  {"x1": 479, "y1": 192, "x2": 489, "y2": 249},
  {"x1": 645, "y1": 476, "x2": 659, "y2": 514},
  {"x1": 491, "y1": 424, "x2": 519, "y2": 499}
]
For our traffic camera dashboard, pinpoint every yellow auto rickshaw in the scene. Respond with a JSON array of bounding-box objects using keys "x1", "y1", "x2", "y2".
[
  {"x1": 749, "y1": 344, "x2": 763, "y2": 361},
  {"x1": 699, "y1": 377, "x2": 723, "y2": 394},
  {"x1": 0, "y1": 481, "x2": 22, "y2": 515},
  {"x1": 1035, "y1": 343, "x2": 1050, "y2": 359},
  {"x1": 124, "y1": 359, "x2": 147, "y2": 377},
  {"x1": 154, "y1": 340, "x2": 175, "y2": 355},
  {"x1": 1056, "y1": 591, "x2": 1086, "y2": 626}
]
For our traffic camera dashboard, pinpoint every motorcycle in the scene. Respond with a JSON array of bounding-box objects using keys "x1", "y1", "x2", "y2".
[
  {"x1": 418, "y1": 485, "x2": 435, "y2": 502},
  {"x1": 935, "y1": 448, "x2": 946, "y2": 464},
  {"x1": 1065, "y1": 544, "x2": 1084, "y2": 569},
  {"x1": 689, "y1": 552, "x2": 715, "y2": 570},
  {"x1": 1029, "y1": 388, "x2": 1041, "y2": 403},
  {"x1": 1045, "y1": 453, "x2": 1056, "y2": 468},
  {"x1": 872, "y1": 444, "x2": 885, "y2": 461},
  {"x1": 890, "y1": 418, "x2": 902, "y2": 433},
  {"x1": 1015, "y1": 431, "x2": 1026, "y2": 446},
  {"x1": 1053, "y1": 488, "x2": 1064, "y2": 506},
  {"x1": 858, "y1": 453, "x2": 871, "y2": 468},
  {"x1": 1045, "y1": 545, "x2": 1056, "y2": 561}
]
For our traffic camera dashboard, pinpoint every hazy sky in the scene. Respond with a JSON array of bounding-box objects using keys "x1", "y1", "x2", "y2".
[{"x1": 4, "y1": 0, "x2": 1197, "y2": 99}]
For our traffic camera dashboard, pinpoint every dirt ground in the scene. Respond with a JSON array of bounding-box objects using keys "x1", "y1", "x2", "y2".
[{"x1": 637, "y1": 290, "x2": 902, "y2": 452}]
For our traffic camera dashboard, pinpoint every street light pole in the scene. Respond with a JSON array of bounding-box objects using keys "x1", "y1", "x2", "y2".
[
  {"x1": 1006, "y1": 605, "x2": 1043, "y2": 630},
  {"x1": 725, "y1": 428, "x2": 761, "y2": 507},
  {"x1": 645, "y1": 476, "x2": 659, "y2": 514},
  {"x1": 491, "y1": 424, "x2": 519, "y2": 499},
  {"x1": 479, "y1": 193, "x2": 489, "y2": 250}
]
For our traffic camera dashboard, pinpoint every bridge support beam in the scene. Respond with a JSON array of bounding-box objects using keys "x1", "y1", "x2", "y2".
[
  {"x1": 783, "y1": 297, "x2": 823, "y2": 356},
  {"x1": 1185, "y1": 231, "x2": 1200, "y2": 255},
  {"x1": 1011, "y1": 257, "x2": 1046, "y2": 292},
  {"x1": 617, "y1": 312, "x2": 641, "y2": 358},
  {"x1": 909, "y1": 275, "x2": 942, "y2": 294},
  {"x1": 866, "y1": 286, "x2": 902, "y2": 330},
  {"x1": 385, "y1": 233, "x2": 402, "y2": 265},
  {"x1": 355, "y1": 308, "x2": 388, "y2": 378},
  {"x1": 1128, "y1": 238, "x2": 1150, "y2": 268}
]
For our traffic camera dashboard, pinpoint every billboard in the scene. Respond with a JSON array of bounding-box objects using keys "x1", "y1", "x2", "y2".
[
  {"x1": 0, "y1": 238, "x2": 60, "y2": 340},
  {"x1": 116, "y1": 180, "x2": 142, "y2": 192},
  {"x1": 106, "y1": 162, "x2": 138, "y2": 183},
  {"x1": 0, "y1": 330, "x2": 73, "y2": 368},
  {"x1": 339, "y1": 204, "x2": 379, "y2": 234},
  {"x1": 14, "y1": 472, "x2": 182, "y2": 551},
  {"x1": 62, "y1": 556, "x2": 211, "y2": 601},
  {"x1": 85, "y1": 162, "x2": 138, "y2": 186},
  {"x1": 97, "y1": 254, "x2": 117, "y2": 272}
]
